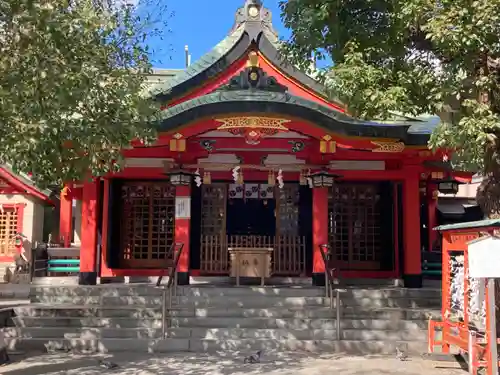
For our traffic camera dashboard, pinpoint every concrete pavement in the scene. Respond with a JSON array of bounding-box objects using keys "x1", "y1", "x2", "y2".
[{"x1": 0, "y1": 351, "x2": 466, "y2": 375}]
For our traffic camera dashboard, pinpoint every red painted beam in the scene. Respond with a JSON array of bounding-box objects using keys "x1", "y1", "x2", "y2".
[
  {"x1": 312, "y1": 188, "x2": 328, "y2": 276},
  {"x1": 80, "y1": 179, "x2": 99, "y2": 274},
  {"x1": 106, "y1": 167, "x2": 412, "y2": 181},
  {"x1": 190, "y1": 138, "x2": 314, "y2": 150},
  {"x1": 59, "y1": 184, "x2": 73, "y2": 247},
  {"x1": 402, "y1": 166, "x2": 422, "y2": 282},
  {"x1": 100, "y1": 179, "x2": 111, "y2": 277}
]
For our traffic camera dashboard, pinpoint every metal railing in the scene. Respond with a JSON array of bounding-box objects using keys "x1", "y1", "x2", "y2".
[
  {"x1": 319, "y1": 244, "x2": 346, "y2": 341},
  {"x1": 422, "y1": 250, "x2": 442, "y2": 278},
  {"x1": 31, "y1": 244, "x2": 81, "y2": 278},
  {"x1": 156, "y1": 242, "x2": 184, "y2": 339}
]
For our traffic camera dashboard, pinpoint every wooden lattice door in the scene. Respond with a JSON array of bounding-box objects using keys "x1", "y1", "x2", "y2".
[
  {"x1": 120, "y1": 182, "x2": 175, "y2": 268},
  {"x1": 275, "y1": 185, "x2": 306, "y2": 275},
  {"x1": 200, "y1": 184, "x2": 227, "y2": 273},
  {"x1": 0, "y1": 208, "x2": 18, "y2": 259},
  {"x1": 328, "y1": 183, "x2": 382, "y2": 270}
]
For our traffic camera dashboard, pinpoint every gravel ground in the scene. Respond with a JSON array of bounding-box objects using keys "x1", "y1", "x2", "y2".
[{"x1": 0, "y1": 351, "x2": 467, "y2": 375}]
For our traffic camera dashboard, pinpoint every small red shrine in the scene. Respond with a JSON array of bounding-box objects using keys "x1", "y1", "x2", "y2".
[
  {"x1": 0, "y1": 165, "x2": 53, "y2": 263},
  {"x1": 62, "y1": 0, "x2": 472, "y2": 287}
]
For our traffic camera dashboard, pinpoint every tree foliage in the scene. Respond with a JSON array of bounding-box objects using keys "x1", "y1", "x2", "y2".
[
  {"x1": 0, "y1": 0, "x2": 170, "y2": 186},
  {"x1": 280, "y1": 0, "x2": 500, "y2": 216}
]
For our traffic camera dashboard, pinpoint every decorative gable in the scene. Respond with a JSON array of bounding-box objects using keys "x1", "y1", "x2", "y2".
[
  {"x1": 217, "y1": 52, "x2": 287, "y2": 93},
  {"x1": 0, "y1": 178, "x2": 17, "y2": 193}
]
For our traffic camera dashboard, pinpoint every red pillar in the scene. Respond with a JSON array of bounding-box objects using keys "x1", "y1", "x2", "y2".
[
  {"x1": 80, "y1": 179, "x2": 99, "y2": 285},
  {"x1": 312, "y1": 187, "x2": 329, "y2": 286},
  {"x1": 175, "y1": 185, "x2": 191, "y2": 285},
  {"x1": 59, "y1": 183, "x2": 73, "y2": 247},
  {"x1": 427, "y1": 183, "x2": 438, "y2": 251},
  {"x1": 403, "y1": 167, "x2": 422, "y2": 288}
]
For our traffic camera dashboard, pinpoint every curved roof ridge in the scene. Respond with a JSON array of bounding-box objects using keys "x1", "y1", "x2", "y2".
[
  {"x1": 147, "y1": 25, "x2": 246, "y2": 98},
  {"x1": 154, "y1": 89, "x2": 434, "y2": 144}
]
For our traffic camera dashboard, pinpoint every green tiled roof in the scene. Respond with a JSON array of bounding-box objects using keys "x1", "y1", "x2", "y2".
[
  {"x1": 146, "y1": 26, "x2": 246, "y2": 98},
  {"x1": 155, "y1": 89, "x2": 435, "y2": 143},
  {"x1": 158, "y1": 90, "x2": 360, "y2": 123},
  {"x1": 149, "y1": 1, "x2": 442, "y2": 133}
]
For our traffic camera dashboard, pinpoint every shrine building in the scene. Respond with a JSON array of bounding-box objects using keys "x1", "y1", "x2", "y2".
[
  {"x1": 0, "y1": 165, "x2": 53, "y2": 267},
  {"x1": 62, "y1": 0, "x2": 472, "y2": 288}
]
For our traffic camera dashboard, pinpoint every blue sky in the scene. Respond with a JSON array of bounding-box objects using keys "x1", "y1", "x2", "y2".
[{"x1": 150, "y1": 0, "x2": 289, "y2": 69}]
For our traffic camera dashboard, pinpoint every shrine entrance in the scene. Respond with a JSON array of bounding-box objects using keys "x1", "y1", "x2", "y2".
[
  {"x1": 119, "y1": 182, "x2": 176, "y2": 268},
  {"x1": 114, "y1": 180, "x2": 394, "y2": 275},
  {"x1": 196, "y1": 182, "x2": 310, "y2": 276},
  {"x1": 327, "y1": 182, "x2": 395, "y2": 272}
]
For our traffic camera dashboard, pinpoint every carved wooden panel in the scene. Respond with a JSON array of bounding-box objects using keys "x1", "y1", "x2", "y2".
[
  {"x1": 276, "y1": 185, "x2": 300, "y2": 236},
  {"x1": 120, "y1": 182, "x2": 175, "y2": 267},
  {"x1": 0, "y1": 208, "x2": 17, "y2": 258},
  {"x1": 328, "y1": 183, "x2": 381, "y2": 270}
]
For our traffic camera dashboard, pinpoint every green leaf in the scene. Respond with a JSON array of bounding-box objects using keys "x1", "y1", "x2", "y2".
[{"x1": 0, "y1": 0, "x2": 172, "y2": 187}]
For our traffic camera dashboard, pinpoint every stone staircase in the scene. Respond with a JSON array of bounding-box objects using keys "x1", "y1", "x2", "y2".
[{"x1": 3, "y1": 283, "x2": 442, "y2": 355}]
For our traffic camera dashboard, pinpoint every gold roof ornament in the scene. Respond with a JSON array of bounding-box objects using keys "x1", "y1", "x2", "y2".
[
  {"x1": 215, "y1": 116, "x2": 289, "y2": 131},
  {"x1": 371, "y1": 141, "x2": 405, "y2": 153},
  {"x1": 247, "y1": 51, "x2": 259, "y2": 68}
]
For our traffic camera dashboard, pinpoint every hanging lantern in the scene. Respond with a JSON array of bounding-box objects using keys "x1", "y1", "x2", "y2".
[
  {"x1": 307, "y1": 169, "x2": 341, "y2": 188},
  {"x1": 165, "y1": 169, "x2": 193, "y2": 186},
  {"x1": 437, "y1": 178, "x2": 460, "y2": 194}
]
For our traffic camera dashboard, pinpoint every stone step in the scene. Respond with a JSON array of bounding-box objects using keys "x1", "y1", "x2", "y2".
[
  {"x1": 180, "y1": 286, "x2": 441, "y2": 299},
  {"x1": 3, "y1": 326, "x2": 432, "y2": 341},
  {"x1": 342, "y1": 307, "x2": 441, "y2": 320},
  {"x1": 14, "y1": 304, "x2": 165, "y2": 318},
  {"x1": 169, "y1": 316, "x2": 432, "y2": 330},
  {"x1": 29, "y1": 285, "x2": 441, "y2": 299},
  {"x1": 29, "y1": 294, "x2": 441, "y2": 309},
  {"x1": 5, "y1": 336, "x2": 437, "y2": 355},
  {"x1": 30, "y1": 285, "x2": 165, "y2": 297},
  {"x1": 14, "y1": 304, "x2": 441, "y2": 320},
  {"x1": 12, "y1": 316, "x2": 431, "y2": 330}
]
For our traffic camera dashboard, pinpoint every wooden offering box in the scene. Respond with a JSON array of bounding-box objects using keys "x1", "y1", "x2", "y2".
[{"x1": 229, "y1": 247, "x2": 273, "y2": 286}]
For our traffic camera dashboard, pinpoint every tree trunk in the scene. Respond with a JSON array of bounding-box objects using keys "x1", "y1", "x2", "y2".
[{"x1": 475, "y1": 137, "x2": 500, "y2": 335}]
